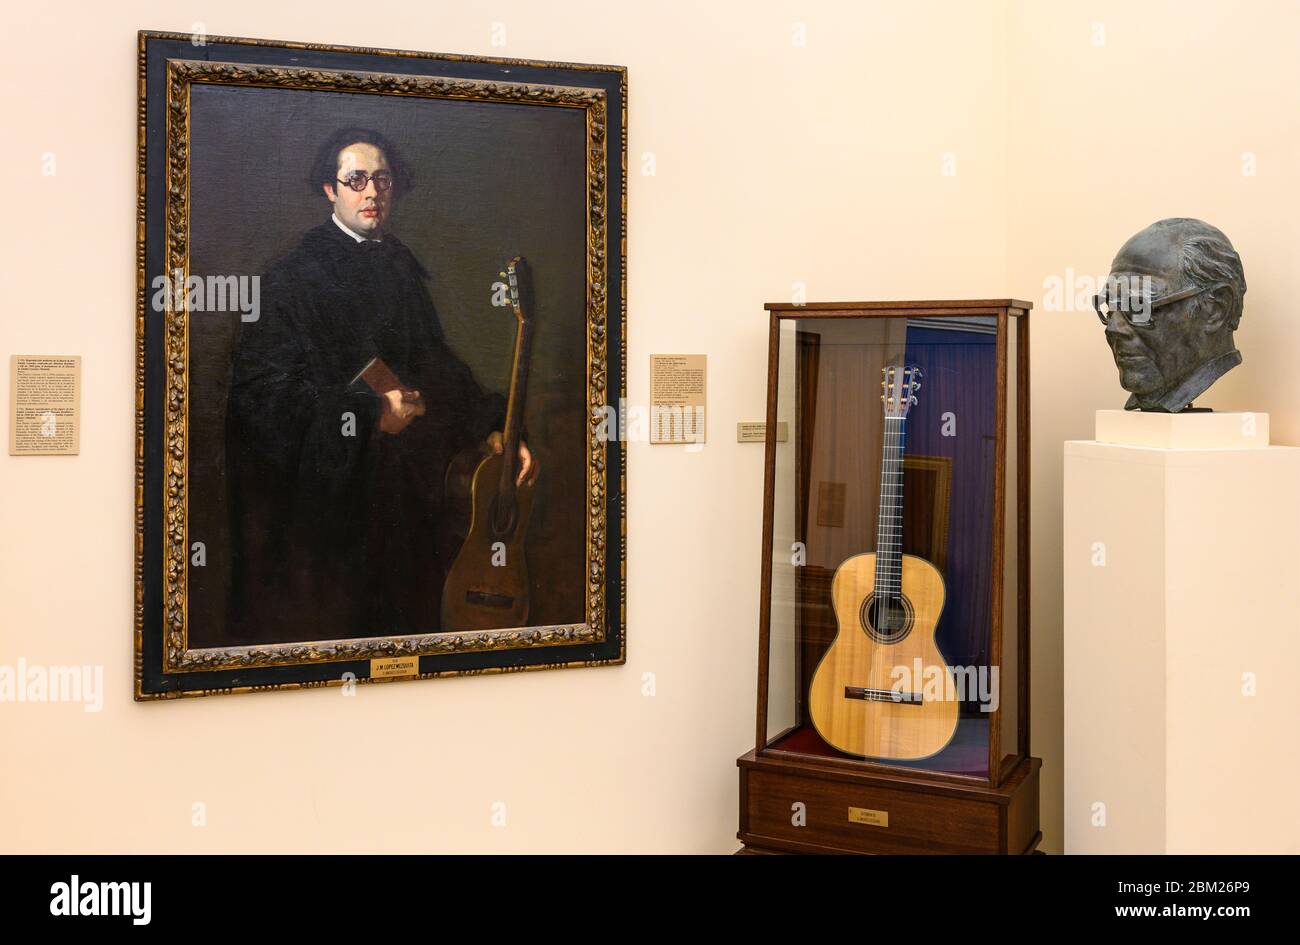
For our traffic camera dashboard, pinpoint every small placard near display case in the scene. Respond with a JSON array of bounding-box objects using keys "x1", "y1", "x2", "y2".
[{"x1": 737, "y1": 299, "x2": 1040, "y2": 855}]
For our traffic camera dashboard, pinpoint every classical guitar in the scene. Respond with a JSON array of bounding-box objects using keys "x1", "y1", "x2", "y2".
[
  {"x1": 807, "y1": 365, "x2": 959, "y2": 760},
  {"x1": 441, "y1": 256, "x2": 536, "y2": 631}
]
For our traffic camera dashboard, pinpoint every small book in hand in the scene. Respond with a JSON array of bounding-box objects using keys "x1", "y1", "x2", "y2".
[{"x1": 350, "y1": 356, "x2": 413, "y2": 396}]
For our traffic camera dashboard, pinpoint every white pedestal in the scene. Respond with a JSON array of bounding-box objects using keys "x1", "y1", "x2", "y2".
[
  {"x1": 1094, "y1": 408, "x2": 1269, "y2": 449},
  {"x1": 1064, "y1": 411, "x2": 1300, "y2": 854}
]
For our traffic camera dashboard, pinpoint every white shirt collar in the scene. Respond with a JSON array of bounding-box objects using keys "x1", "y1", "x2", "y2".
[{"x1": 332, "y1": 212, "x2": 381, "y2": 243}]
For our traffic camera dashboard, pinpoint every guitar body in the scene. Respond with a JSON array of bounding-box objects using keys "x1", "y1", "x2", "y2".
[
  {"x1": 440, "y1": 449, "x2": 535, "y2": 631},
  {"x1": 808, "y1": 552, "x2": 959, "y2": 760}
]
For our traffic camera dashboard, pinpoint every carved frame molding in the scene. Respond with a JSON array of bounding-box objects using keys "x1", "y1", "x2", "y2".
[{"x1": 135, "y1": 33, "x2": 627, "y2": 697}]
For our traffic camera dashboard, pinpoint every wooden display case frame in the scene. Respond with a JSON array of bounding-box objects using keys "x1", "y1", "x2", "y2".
[{"x1": 738, "y1": 300, "x2": 1040, "y2": 855}]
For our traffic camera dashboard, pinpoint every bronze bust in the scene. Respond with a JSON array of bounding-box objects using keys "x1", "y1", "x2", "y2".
[{"x1": 1095, "y1": 218, "x2": 1246, "y2": 412}]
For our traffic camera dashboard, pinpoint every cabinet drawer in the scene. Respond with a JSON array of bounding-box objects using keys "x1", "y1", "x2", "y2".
[{"x1": 743, "y1": 768, "x2": 1000, "y2": 854}]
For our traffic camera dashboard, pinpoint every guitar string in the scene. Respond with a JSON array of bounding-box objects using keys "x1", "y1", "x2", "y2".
[{"x1": 872, "y1": 369, "x2": 906, "y2": 715}]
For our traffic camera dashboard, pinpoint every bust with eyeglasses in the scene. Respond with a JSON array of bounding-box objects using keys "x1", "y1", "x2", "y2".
[{"x1": 1094, "y1": 218, "x2": 1246, "y2": 413}]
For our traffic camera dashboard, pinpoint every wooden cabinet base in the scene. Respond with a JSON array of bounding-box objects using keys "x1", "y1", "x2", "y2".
[{"x1": 737, "y1": 750, "x2": 1041, "y2": 855}]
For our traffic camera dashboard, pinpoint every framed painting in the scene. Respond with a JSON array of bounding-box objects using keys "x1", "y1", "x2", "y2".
[{"x1": 134, "y1": 31, "x2": 627, "y2": 698}]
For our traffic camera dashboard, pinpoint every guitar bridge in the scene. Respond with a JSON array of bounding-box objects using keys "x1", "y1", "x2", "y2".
[
  {"x1": 465, "y1": 590, "x2": 515, "y2": 608},
  {"x1": 844, "y1": 686, "x2": 923, "y2": 706}
]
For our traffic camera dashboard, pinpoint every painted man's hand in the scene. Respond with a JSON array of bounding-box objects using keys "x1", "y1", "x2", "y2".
[
  {"x1": 378, "y1": 389, "x2": 425, "y2": 434},
  {"x1": 486, "y1": 431, "x2": 540, "y2": 485}
]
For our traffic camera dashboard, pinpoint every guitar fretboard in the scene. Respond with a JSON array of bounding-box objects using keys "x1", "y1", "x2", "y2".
[{"x1": 874, "y1": 415, "x2": 905, "y2": 599}]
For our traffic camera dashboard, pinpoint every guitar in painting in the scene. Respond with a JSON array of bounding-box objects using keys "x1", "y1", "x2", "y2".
[
  {"x1": 441, "y1": 256, "x2": 536, "y2": 631},
  {"x1": 807, "y1": 364, "x2": 959, "y2": 760}
]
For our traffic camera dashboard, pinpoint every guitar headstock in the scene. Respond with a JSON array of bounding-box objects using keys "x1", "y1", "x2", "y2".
[
  {"x1": 880, "y1": 364, "x2": 921, "y2": 419},
  {"x1": 501, "y1": 255, "x2": 533, "y2": 327}
]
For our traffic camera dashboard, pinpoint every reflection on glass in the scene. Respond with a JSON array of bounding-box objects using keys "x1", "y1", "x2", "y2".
[{"x1": 765, "y1": 315, "x2": 1001, "y2": 778}]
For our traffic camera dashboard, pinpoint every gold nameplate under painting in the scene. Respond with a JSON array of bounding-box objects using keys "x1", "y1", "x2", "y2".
[{"x1": 370, "y1": 657, "x2": 420, "y2": 679}]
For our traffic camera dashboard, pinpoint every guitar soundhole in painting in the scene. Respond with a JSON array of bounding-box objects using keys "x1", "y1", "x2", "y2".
[
  {"x1": 860, "y1": 593, "x2": 914, "y2": 644},
  {"x1": 489, "y1": 493, "x2": 520, "y2": 539}
]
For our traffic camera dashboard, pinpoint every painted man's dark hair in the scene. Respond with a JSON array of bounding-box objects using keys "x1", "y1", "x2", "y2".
[{"x1": 311, "y1": 127, "x2": 412, "y2": 197}]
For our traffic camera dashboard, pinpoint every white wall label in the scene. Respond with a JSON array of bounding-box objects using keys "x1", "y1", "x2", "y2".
[{"x1": 10, "y1": 355, "x2": 81, "y2": 456}]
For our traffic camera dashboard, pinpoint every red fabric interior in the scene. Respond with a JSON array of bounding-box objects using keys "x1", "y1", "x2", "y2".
[{"x1": 768, "y1": 721, "x2": 990, "y2": 777}]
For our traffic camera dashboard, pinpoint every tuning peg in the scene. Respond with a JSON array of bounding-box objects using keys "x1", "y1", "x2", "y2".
[{"x1": 910, "y1": 395, "x2": 918, "y2": 404}]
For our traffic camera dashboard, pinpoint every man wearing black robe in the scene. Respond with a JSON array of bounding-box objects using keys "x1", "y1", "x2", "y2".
[{"x1": 226, "y1": 128, "x2": 533, "y2": 643}]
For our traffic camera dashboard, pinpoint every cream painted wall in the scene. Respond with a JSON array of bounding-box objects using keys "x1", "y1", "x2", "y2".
[
  {"x1": 5, "y1": 0, "x2": 1291, "y2": 854},
  {"x1": 1005, "y1": 0, "x2": 1300, "y2": 856},
  {"x1": 0, "y1": 0, "x2": 1011, "y2": 854}
]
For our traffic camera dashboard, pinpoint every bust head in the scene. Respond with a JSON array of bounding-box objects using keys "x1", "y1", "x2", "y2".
[{"x1": 1097, "y1": 218, "x2": 1246, "y2": 412}]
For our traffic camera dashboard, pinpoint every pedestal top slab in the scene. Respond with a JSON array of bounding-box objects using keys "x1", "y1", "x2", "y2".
[{"x1": 1093, "y1": 409, "x2": 1269, "y2": 449}]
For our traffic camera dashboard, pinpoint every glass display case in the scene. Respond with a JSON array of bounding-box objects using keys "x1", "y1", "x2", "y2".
[{"x1": 737, "y1": 300, "x2": 1040, "y2": 855}]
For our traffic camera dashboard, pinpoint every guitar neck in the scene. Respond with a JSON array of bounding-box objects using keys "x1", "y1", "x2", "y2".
[
  {"x1": 874, "y1": 415, "x2": 905, "y2": 598},
  {"x1": 497, "y1": 316, "x2": 534, "y2": 500}
]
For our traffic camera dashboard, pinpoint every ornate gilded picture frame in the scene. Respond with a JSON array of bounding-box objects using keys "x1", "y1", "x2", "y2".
[{"x1": 135, "y1": 31, "x2": 627, "y2": 699}]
